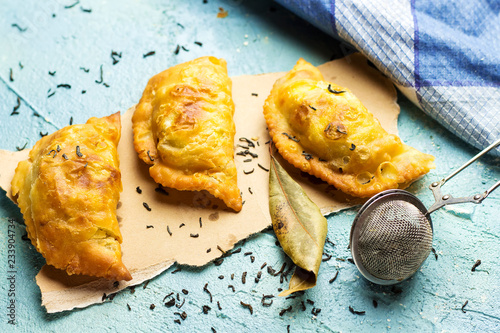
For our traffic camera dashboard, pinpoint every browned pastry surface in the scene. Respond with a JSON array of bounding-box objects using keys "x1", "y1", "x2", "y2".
[
  {"x1": 11, "y1": 112, "x2": 131, "y2": 281},
  {"x1": 263, "y1": 58, "x2": 435, "y2": 197},
  {"x1": 132, "y1": 56, "x2": 242, "y2": 211}
]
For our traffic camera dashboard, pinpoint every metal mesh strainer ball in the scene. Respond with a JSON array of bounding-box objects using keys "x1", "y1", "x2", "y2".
[
  {"x1": 349, "y1": 138, "x2": 500, "y2": 285},
  {"x1": 350, "y1": 190, "x2": 433, "y2": 285}
]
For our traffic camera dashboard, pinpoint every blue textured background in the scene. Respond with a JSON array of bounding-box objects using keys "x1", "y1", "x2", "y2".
[{"x1": 1, "y1": 1, "x2": 499, "y2": 332}]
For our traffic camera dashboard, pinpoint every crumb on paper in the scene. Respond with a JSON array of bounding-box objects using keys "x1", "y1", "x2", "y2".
[{"x1": 217, "y1": 7, "x2": 228, "y2": 18}]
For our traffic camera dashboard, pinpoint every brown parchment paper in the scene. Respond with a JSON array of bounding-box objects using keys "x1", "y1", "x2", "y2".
[{"x1": 0, "y1": 53, "x2": 399, "y2": 313}]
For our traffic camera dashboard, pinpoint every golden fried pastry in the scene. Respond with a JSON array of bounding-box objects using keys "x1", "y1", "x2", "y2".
[
  {"x1": 263, "y1": 58, "x2": 435, "y2": 197},
  {"x1": 132, "y1": 56, "x2": 242, "y2": 211},
  {"x1": 11, "y1": 113, "x2": 132, "y2": 281}
]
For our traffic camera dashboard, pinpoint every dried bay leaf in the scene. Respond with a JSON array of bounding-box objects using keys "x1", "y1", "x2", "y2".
[{"x1": 269, "y1": 155, "x2": 328, "y2": 296}]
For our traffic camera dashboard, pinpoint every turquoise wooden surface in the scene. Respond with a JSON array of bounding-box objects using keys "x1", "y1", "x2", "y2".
[{"x1": 1, "y1": 1, "x2": 499, "y2": 332}]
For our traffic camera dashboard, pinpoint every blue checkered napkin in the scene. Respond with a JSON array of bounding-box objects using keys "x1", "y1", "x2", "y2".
[{"x1": 275, "y1": 0, "x2": 500, "y2": 155}]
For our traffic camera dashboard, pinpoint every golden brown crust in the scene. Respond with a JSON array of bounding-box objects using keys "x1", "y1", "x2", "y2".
[
  {"x1": 11, "y1": 112, "x2": 132, "y2": 281},
  {"x1": 132, "y1": 56, "x2": 242, "y2": 211},
  {"x1": 263, "y1": 58, "x2": 435, "y2": 198}
]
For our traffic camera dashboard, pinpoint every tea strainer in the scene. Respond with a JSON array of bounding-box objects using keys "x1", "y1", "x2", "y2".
[{"x1": 349, "y1": 138, "x2": 500, "y2": 285}]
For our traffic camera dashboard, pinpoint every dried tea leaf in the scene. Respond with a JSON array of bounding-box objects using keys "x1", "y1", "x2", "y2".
[{"x1": 269, "y1": 155, "x2": 328, "y2": 296}]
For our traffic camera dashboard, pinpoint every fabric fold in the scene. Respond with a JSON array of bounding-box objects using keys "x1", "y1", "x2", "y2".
[{"x1": 275, "y1": 0, "x2": 500, "y2": 155}]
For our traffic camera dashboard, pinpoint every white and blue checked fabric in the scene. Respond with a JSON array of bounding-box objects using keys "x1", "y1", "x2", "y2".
[{"x1": 276, "y1": 0, "x2": 500, "y2": 155}]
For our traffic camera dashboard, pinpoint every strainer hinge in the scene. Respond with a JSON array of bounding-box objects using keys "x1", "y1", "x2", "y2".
[{"x1": 426, "y1": 138, "x2": 500, "y2": 215}]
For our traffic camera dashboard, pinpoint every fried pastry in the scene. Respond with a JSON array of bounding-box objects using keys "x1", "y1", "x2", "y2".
[
  {"x1": 132, "y1": 56, "x2": 242, "y2": 211},
  {"x1": 11, "y1": 112, "x2": 132, "y2": 281},
  {"x1": 263, "y1": 58, "x2": 435, "y2": 198}
]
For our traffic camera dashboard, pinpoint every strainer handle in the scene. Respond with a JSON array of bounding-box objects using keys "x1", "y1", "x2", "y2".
[{"x1": 427, "y1": 138, "x2": 500, "y2": 215}]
